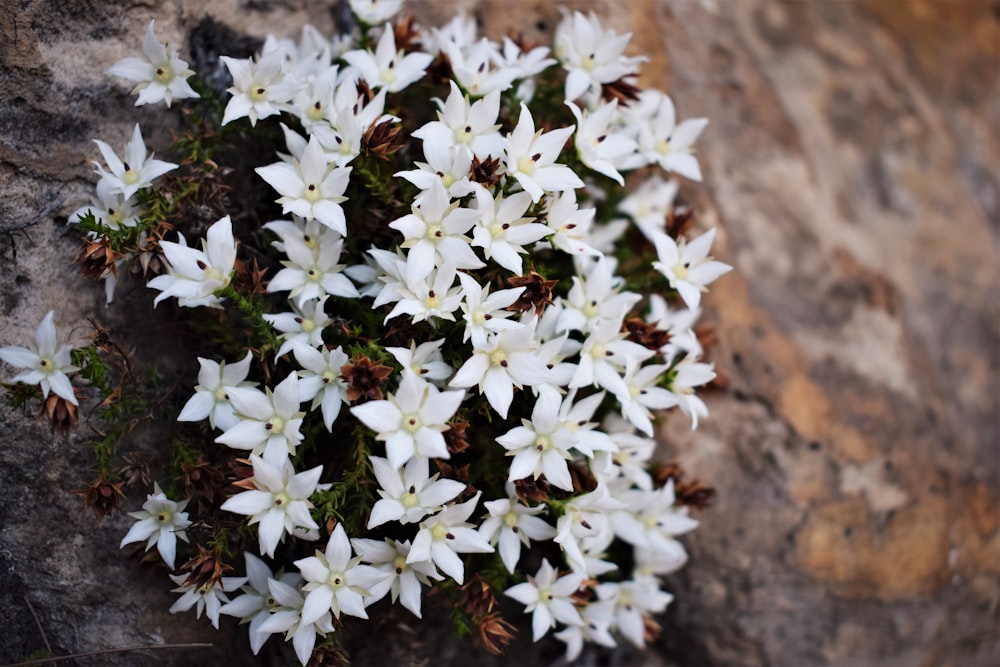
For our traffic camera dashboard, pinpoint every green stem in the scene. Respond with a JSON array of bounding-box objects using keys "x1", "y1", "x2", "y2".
[{"x1": 218, "y1": 284, "x2": 279, "y2": 354}]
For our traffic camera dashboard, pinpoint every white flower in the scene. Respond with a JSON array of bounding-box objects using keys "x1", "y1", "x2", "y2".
[
  {"x1": 256, "y1": 135, "x2": 352, "y2": 236},
  {"x1": 617, "y1": 175, "x2": 679, "y2": 240},
  {"x1": 385, "y1": 339, "x2": 453, "y2": 384},
  {"x1": 614, "y1": 358, "x2": 676, "y2": 436},
  {"x1": 497, "y1": 385, "x2": 578, "y2": 492},
  {"x1": 168, "y1": 572, "x2": 247, "y2": 629},
  {"x1": 255, "y1": 578, "x2": 335, "y2": 666},
  {"x1": 569, "y1": 314, "x2": 655, "y2": 398},
  {"x1": 219, "y1": 553, "x2": 303, "y2": 655},
  {"x1": 395, "y1": 140, "x2": 475, "y2": 200},
  {"x1": 554, "y1": 598, "x2": 617, "y2": 660},
  {"x1": 554, "y1": 11, "x2": 644, "y2": 102},
  {"x1": 92, "y1": 124, "x2": 177, "y2": 200},
  {"x1": 411, "y1": 82, "x2": 505, "y2": 159},
  {"x1": 407, "y1": 493, "x2": 493, "y2": 584},
  {"x1": 383, "y1": 264, "x2": 464, "y2": 325},
  {"x1": 612, "y1": 481, "x2": 697, "y2": 565},
  {"x1": 215, "y1": 372, "x2": 306, "y2": 465},
  {"x1": 119, "y1": 482, "x2": 191, "y2": 569},
  {"x1": 264, "y1": 296, "x2": 333, "y2": 358},
  {"x1": 470, "y1": 185, "x2": 552, "y2": 274},
  {"x1": 666, "y1": 356, "x2": 716, "y2": 429},
  {"x1": 0, "y1": 310, "x2": 78, "y2": 405},
  {"x1": 504, "y1": 559, "x2": 585, "y2": 641},
  {"x1": 444, "y1": 38, "x2": 519, "y2": 96},
  {"x1": 504, "y1": 103, "x2": 583, "y2": 202},
  {"x1": 221, "y1": 455, "x2": 323, "y2": 557},
  {"x1": 556, "y1": 256, "x2": 641, "y2": 333},
  {"x1": 267, "y1": 231, "x2": 360, "y2": 308},
  {"x1": 625, "y1": 89, "x2": 709, "y2": 180},
  {"x1": 349, "y1": 0, "x2": 404, "y2": 25},
  {"x1": 350, "y1": 371, "x2": 465, "y2": 467},
  {"x1": 449, "y1": 319, "x2": 552, "y2": 419},
  {"x1": 295, "y1": 524, "x2": 389, "y2": 624},
  {"x1": 596, "y1": 578, "x2": 673, "y2": 647},
  {"x1": 107, "y1": 20, "x2": 199, "y2": 107},
  {"x1": 342, "y1": 24, "x2": 432, "y2": 92},
  {"x1": 177, "y1": 351, "x2": 255, "y2": 431},
  {"x1": 479, "y1": 483, "x2": 556, "y2": 573},
  {"x1": 651, "y1": 227, "x2": 731, "y2": 309},
  {"x1": 543, "y1": 190, "x2": 602, "y2": 257},
  {"x1": 221, "y1": 51, "x2": 298, "y2": 126},
  {"x1": 147, "y1": 215, "x2": 237, "y2": 308},
  {"x1": 366, "y1": 455, "x2": 466, "y2": 528},
  {"x1": 553, "y1": 483, "x2": 624, "y2": 573},
  {"x1": 292, "y1": 343, "x2": 350, "y2": 431},
  {"x1": 567, "y1": 100, "x2": 637, "y2": 185},
  {"x1": 351, "y1": 537, "x2": 443, "y2": 618},
  {"x1": 72, "y1": 179, "x2": 142, "y2": 231},
  {"x1": 389, "y1": 180, "x2": 483, "y2": 282},
  {"x1": 457, "y1": 272, "x2": 524, "y2": 348}
]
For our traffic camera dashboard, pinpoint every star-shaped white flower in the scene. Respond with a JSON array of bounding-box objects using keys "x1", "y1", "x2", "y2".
[
  {"x1": 504, "y1": 103, "x2": 583, "y2": 202},
  {"x1": 219, "y1": 552, "x2": 303, "y2": 655},
  {"x1": 479, "y1": 483, "x2": 556, "y2": 573},
  {"x1": 625, "y1": 89, "x2": 709, "y2": 180},
  {"x1": 177, "y1": 351, "x2": 256, "y2": 431},
  {"x1": 221, "y1": 455, "x2": 323, "y2": 557},
  {"x1": 349, "y1": 0, "x2": 404, "y2": 25},
  {"x1": 666, "y1": 355, "x2": 716, "y2": 429},
  {"x1": 267, "y1": 232, "x2": 360, "y2": 308},
  {"x1": 221, "y1": 50, "x2": 298, "y2": 126},
  {"x1": 470, "y1": 185, "x2": 552, "y2": 275},
  {"x1": 107, "y1": 20, "x2": 199, "y2": 107},
  {"x1": 595, "y1": 578, "x2": 674, "y2": 647},
  {"x1": 215, "y1": 372, "x2": 306, "y2": 465},
  {"x1": 411, "y1": 81, "x2": 505, "y2": 159},
  {"x1": 295, "y1": 524, "x2": 389, "y2": 625},
  {"x1": 256, "y1": 135, "x2": 352, "y2": 236},
  {"x1": 385, "y1": 339, "x2": 453, "y2": 384},
  {"x1": 554, "y1": 10, "x2": 644, "y2": 102},
  {"x1": 497, "y1": 385, "x2": 579, "y2": 492},
  {"x1": 168, "y1": 572, "x2": 247, "y2": 629},
  {"x1": 366, "y1": 455, "x2": 466, "y2": 528},
  {"x1": 504, "y1": 559, "x2": 585, "y2": 641},
  {"x1": 351, "y1": 537, "x2": 442, "y2": 618},
  {"x1": 651, "y1": 227, "x2": 731, "y2": 309},
  {"x1": 407, "y1": 493, "x2": 493, "y2": 584},
  {"x1": 292, "y1": 342, "x2": 349, "y2": 431},
  {"x1": 92, "y1": 124, "x2": 177, "y2": 200},
  {"x1": 119, "y1": 482, "x2": 191, "y2": 569},
  {"x1": 567, "y1": 100, "x2": 637, "y2": 185},
  {"x1": 342, "y1": 24, "x2": 432, "y2": 92},
  {"x1": 147, "y1": 215, "x2": 237, "y2": 308},
  {"x1": 264, "y1": 296, "x2": 333, "y2": 358},
  {"x1": 0, "y1": 310, "x2": 78, "y2": 405},
  {"x1": 254, "y1": 578, "x2": 335, "y2": 666},
  {"x1": 457, "y1": 272, "x2": 525, "y2": 348},
  {"x1": 350, "y1": 371, "x2": 465, "y2": 467}
]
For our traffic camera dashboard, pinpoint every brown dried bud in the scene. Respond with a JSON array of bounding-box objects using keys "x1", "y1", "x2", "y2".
[
  {"x1": 424, "y1": 52, "x2": 453, "y2": 85},
  {"x1": 643, "y1": 614, "x2": 663, "y2": 644},
  {"x1": 180, "y1": 545, "x2": 233, "y2": 590},
  {"x1": 434, "y1": 460, "x2": 471, "y2": 487},
  {"x1": 37, "y1": 391, "x2": 79, "y2": 436},
  {"x1": 230, "y1": 257, "x2": 269, "y2": 296},
  {"x1": 118, "y1": 452, "x2": 154, "y2": 490},
  {"x1": 477, "y1": 612, "x2": 517, "y2": 655},
  {"x1": 470, "y1": 154, "x2": 503, "y2": 188},
  {"x1": 675, "y1": 477, "x2": 716, "y2": 511},
  {"x1": 666, "y1": 206, "x2": 695, "y2": 239},
  {"x1": 514, "y1": 476, "x2": 551, "y2": 504},
  {"x1": 355, "y1": 78, "x2": 376, "y2": 104},
  {"x1": 651, "y1": 461, "x2": 685, "y2": 489},
  {"x1": 506, "y1": 271, "x2": 558, "y2": 316},
  {"x1": 458, "y1": 574, "x2": 496, "y2": 618},
  {"x1": 307, "y1": 642, "x2": 351, "y2": 667},
  {"x1": 76, "y1": 237, "x2": 122, "y2": 281},
  {"x1": 362, "y1": 118, "x2": 406, "y2": 161},
  {"x1": 393, "y1": 15, "x2": 423, "y2": 53},
  {"x1": 601, "y1": 76, "x2": 642, "y2": 104},
  {"x1": 443, "y1": 420, "x2": 470, "y2": 455},
  {"x1": 340, "y1": 356, "x2": 393, "y2": 402},
  {"x1": 180, "y1": 458, "x2": 226, "y2": 503},
  {"x1": 624, "y1": 317, "x2": 671, "y2": 351},
  {"x1": 75, "y1": 475, "x2": 125, "y2": 526}
]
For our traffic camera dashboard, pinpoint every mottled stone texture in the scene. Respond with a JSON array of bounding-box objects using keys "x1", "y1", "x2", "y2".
[{"x1": 1, "y1": 0, "x2": 997, "y2": 665}]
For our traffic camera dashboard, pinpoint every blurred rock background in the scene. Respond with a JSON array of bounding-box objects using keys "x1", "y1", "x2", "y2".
[{"x1": 1, "y1": 0, "x2": 996, "y2": 665}]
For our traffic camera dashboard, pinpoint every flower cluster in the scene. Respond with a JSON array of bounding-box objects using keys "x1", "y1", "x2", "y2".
[{"x1": 2, "y1": 3, "x2": 732, "y2": 664}]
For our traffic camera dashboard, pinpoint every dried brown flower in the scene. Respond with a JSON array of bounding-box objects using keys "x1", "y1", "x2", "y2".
[
  {"x1": 514, "y1": 476, "x2": 551, "y2": 504},
  {"x1": 443, "y1": 420, "x2": 470, "y2": 455},
  {"x1": 118, "y1": 452, "x2": 154, "y2": 490},
  {"x1": 76, "y1": 237, "x2": 122, "y2": 281},
  {"x1": 37, "y1": 391, "x2": 79, "y2": 436},
  {"x1": 230, "y1": 257, "x2": 269, "y2": 296},
  {"x1": 424, "y1": 52, "x2": 453, "y2": 85},
  {"x1": 362, "y1": 118, "x2": 406, "y2": 161},
  {"x1": 651, "y1": 461, "x2": 715, "y2": 510},
  {"x1": 601, "y1": 76, "x2": 642, "y2": 104},
  {"x1": 180, "y1": 544, "x2": 233, "y2": 590},
  {"x1": 666, "y1": 206, "x2": 695, "y2": 239},
  {"x1": 340, "y1": 355, "x2": 393, "y2": 402},
  {"x1": 506, "y1": 271, "x2": 558, "y2": 316},
  {"x1": 393, "y1": 15, "x2": 423, "y2": 53},
  {"x1": 477, "y1": 612, "x2": 517, "y2": 655},
  {"x1": 458, "y1": 574, "x2": 496, "y2": 618},
  {"x1": 180, "y1": 457, "x2": 226, "y2": 503},
  {"x1": 624, "y1": 317, "x2": 671, "y2": 351},
  {"x1": 76, "y1": 474, "x2": 125, "y2": 526},
  {"x1": 355, "y1": 78, "x2": 376, "y2": 104},
  {"x1": 470, "y1": 154, "x2": 503, "y2": 188}
]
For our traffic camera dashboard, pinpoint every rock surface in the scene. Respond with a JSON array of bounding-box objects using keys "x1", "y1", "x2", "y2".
[{"x1": 1, "y1": 1, "x2": 997, "y2": 665}]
